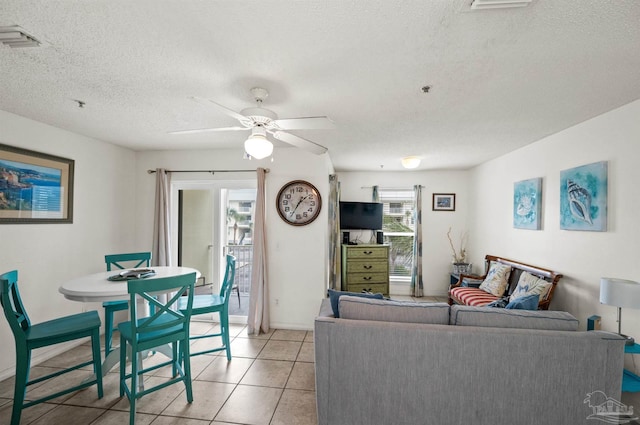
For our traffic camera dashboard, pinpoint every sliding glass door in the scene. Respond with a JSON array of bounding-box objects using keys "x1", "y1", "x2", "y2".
[{"x1": 171, "y1": 180, "x2": 256, "y2": 322}]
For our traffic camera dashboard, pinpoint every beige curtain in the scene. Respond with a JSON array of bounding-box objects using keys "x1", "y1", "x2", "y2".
[
  {"x1": 328, "y1": 175, "x2": 341, "y2": 291},
  {"x1": 152, "y1": 168, "x2": 171, "y2": 267},
  {"x1": 247, "y1": 168, "x2": 269, "y2": 335},
  {"x1": 411, "y1": 185, "x2": 424, "y2": 297}
]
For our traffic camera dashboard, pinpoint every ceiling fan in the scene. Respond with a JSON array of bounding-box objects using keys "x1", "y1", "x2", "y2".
[{"x1": 170, "y1": 87, "x2": 334, "y2": 159}]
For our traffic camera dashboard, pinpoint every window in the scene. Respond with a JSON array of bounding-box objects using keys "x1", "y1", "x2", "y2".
[{"x1": 379, "y1": 189, "x2": 415, "y2": 279}]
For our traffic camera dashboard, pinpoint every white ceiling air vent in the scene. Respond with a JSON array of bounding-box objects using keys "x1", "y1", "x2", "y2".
[
  {"x1": 470, "y1": 0, "x2": 532, "y2": 9},
  {"x1": 0, "y1": 26, "x2": 41, "y2": 48}
]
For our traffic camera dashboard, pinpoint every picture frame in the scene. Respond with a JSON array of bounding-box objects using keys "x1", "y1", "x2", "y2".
[
  {"x1": 560, "y1": 161, "x2": 607, "y2": 232},
  {"x1": 513, "y1": 177, "x2": 542, "y2": 230},
  {"x1": 432, "y1": 193, "x2": 455, "y2": 211},
  {"x1": 0, "y1": 143, "x2": 74, "y2": 224}
]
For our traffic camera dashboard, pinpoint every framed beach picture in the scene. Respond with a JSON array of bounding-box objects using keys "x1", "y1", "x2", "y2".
[
  {"x1": 560, "y1": 161, "x2": 607, "y2": 231},
  {"x1": 0, "y1": 143, "x2": 74, "y2": 224},
  {"x1": 513, "y1": 177, "x2": 542, "y2": 230},
  {"x1": 432, "y1": 193, "x2": 455, "y2": 211}
]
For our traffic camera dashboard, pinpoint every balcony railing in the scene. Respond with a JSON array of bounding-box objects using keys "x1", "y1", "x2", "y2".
[{"x1": 225, "y1": 244, "x2": 252, "y2": 294}]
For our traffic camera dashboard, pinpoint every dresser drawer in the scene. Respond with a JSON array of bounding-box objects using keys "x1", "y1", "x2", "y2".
[
  {"x1": 345, "y1": 246, "x2": 388, "y2": 259},
  {"x1": 344, "y1": 272, "x2": 388, "y2": 285},
  {"x1": 346, "y1": 260, "x2": 388, "y2": 274},
  {"x1": 345, "y1": 283, "x2": 388, "y2": 295}
]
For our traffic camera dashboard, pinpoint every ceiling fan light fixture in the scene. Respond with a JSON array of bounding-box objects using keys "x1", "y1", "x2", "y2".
[
  {"x1": 244, "y1": 127, "x2": 273, "y2": 159},
  {"x1": 401, "y1": 156, "x2": 421, "y2": 169}
]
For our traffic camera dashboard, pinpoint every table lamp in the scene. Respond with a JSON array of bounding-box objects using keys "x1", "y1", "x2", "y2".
[{"x1": 600, "y1": 277, "x2": 640, "y2": 345}]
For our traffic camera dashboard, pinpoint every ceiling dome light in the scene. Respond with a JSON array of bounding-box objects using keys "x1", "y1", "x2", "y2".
[
  {"x1": 401, "y1": 156, "x2": 421, "y2": 169},
  {"x1": 244, "y1": 126, "x2": 273, "y2": 159}
]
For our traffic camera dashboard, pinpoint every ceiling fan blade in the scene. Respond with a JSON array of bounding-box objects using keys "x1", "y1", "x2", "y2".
[
  {"x1": 272, "y1": 116, "x2": 335, "y2": 130},
  {"x1": 169, "y1": 126, "x2": 249, "y2": 135},
  {"x1": 272, "y1": 131, "x2": 328, "y2": 155},
  {"x1": 190, "y1": 96, "x2": 251, "y2": 125}
]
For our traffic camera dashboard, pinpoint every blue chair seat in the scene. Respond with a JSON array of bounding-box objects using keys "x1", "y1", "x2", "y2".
[
  {"x1": 180, "y1": 294, "x2": 224, "y2": 314},
  {"x1": 26, "y1": 311, "x2": 102, "y2": 345},
  {"x1": 118, "y1": 313, "x2": 187, "y2": 344}
]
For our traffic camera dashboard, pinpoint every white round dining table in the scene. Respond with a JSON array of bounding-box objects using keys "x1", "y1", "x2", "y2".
[
  {"x1": 58, "y1": 266, "x2": 201, "y2": 302},
  {"x1": 58, "y1": 266, "x2": 201, "y2": 379}
]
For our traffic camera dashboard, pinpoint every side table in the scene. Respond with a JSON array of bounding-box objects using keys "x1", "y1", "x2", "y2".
[
  {"x1": 623, "y1": 343, "x2": 640, "y2": 392},
  {"x1": 450, "y1": 274, "x2": 483, "y2": 288}
]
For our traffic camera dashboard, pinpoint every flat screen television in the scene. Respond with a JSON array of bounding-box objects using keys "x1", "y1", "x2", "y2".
[{"x1": 339, "y1": 201, "x2": 383, "y2": 230}]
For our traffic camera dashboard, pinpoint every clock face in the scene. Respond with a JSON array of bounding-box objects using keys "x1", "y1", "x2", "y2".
[{"x1": 276, "y1": 180, "x2": 322, "y2": 226}]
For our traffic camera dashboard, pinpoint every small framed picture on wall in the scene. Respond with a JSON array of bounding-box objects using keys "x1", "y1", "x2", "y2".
[{"x1": 432, "y1": 193, "x2": 455, "y2": 211}]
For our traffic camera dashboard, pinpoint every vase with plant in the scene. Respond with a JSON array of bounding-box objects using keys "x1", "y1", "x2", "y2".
[{"x1": 447, "y1": 227, "x2": 471, "y2": 274}]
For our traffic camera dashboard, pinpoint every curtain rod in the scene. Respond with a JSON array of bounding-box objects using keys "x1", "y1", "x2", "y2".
[
  {"x1": 360, "y1": 186, "x2": 423, "y2": 190},
  {"x1": 147, "y1": 168, "x2": 269, "y2": 174}
]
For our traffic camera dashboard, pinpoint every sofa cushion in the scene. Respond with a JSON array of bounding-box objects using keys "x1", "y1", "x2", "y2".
[
  {"x1": 338, "y1": 296, "x2": 450, "y2": 325},
  {"x1": 505, "y1": 294, "x2": 539, "y2": 310},
  {"x1": 450, "y1": 286, "x2": 500, "y2": 307},
  {"x1": 327, "y1": 289, "x2": 384, "y2": 318},
  {"x1": 510, "y1": 271, "x2": 552, "y2": 302},
  {"x1": 450, "y1": 305, "x2": 579, "y2": 331},
  {"x1": 479, "y1": 261, "x2": 512, "y2": 296}
]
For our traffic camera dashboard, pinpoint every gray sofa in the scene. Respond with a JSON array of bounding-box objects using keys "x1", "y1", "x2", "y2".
[{"x1": 314, "y1": 296, "x2": 625, "y2": 425}]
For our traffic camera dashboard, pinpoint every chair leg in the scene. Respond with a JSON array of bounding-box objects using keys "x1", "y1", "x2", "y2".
[
  {"x1": 129, "y1": 349, "x2": 138, "y2": 425},
  {"x1": 105, "y1": 307, "x2": 114, "y2": 355},
  {"x1": 11, "y1": 349, "x2": 30, "y2": 425},
  {"x1": 119, "y1": 335, "x2": 126, "y2": 397},
  {"x1": 183, "y1": 340, "x2": 193, "y2": 403},
  {"x1": 91, "y1": 328, "x2": 104, "y2": 398},
  {"x1": 237, "y1": 287, "x2": 241, "y2": 308},
  {"x1": 220, "y1": 311, "x2": 232, "y2": 361}
]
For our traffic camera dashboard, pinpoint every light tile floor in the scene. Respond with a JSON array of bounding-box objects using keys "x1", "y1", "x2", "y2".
[{"x1": 0, "y1": 323, "x2": 316, "y2": 425}]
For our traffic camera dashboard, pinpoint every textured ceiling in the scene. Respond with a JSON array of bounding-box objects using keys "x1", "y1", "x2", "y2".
[{"x1": 1, "y1": 0, "x2": 639, "y2": 171}]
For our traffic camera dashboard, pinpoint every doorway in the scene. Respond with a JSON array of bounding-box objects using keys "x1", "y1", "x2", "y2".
[{"x1": 171, "y1": 180, "x2": 256, "y2": 322}]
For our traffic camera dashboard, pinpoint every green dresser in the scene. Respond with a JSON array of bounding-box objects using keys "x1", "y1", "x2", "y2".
[{"x1": 341, "y1": 244, "x2": 389, "y2": 296}]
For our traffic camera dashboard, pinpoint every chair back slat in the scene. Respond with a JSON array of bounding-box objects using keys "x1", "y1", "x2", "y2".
[
  {"x1": 219, "y1": 255, "x2": 237, "y2": 301},
  {"x1": 105, "y1": 252, "x2": 152, "y2": 271},
  {"x1": 127, "y1": 272, "x2": 196, "y2": 338},
  {"x1": 1, "y1": 270, "x2": 31, "y2": 341}
]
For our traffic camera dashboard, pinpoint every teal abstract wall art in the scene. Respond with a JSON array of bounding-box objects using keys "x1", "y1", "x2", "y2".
[
  {"x1": 514, "y1": 177, "x2": 542, "y2": 230},
  {"x1": 560, "y1": 161, "x2": 608, "y2": 231}
]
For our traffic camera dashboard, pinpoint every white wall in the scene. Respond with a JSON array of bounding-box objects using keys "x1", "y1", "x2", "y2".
[
  {"x1": 0, "y1": 110, "x2": 137, "y2": 380},
  {"x1": 135, "y1": 147, "x2": 332, "y2": 330},
  {"x1": 337, "y1": 170, "x2": 470, "y2": 296},
  {"x1": 468, "y1": 99, "x2": 640, "y2": 337}
]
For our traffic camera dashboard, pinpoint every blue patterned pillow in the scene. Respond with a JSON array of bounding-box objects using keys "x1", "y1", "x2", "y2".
[
  {"x1": 327, "y1": 289, "x2": 384, "y2": 318},
  {"x1": 505, "y1": 294, "x2": 539, "y2": 310},
  {"x1": 479, "y1": 261, "x2": 511, "y2": 296}
]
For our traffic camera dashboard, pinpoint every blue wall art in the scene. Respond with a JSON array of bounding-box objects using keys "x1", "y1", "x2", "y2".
[
  {"x1": 560, "y1": 161, "x2": 608, "y2": 231},
  {"x1": 513, "y1": 177, "x2": 542, "y2": 230}
]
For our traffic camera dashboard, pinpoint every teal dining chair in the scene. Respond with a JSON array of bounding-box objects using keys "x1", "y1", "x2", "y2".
[
  {"x1": 1, "y1": 270, "x2": 103, "y2": 425},
  {"x1": 104, "y1": 252, "x2": 152, "y2": 355},
  {"x1": 118, "y1": 272, "x2": 196, "y2": 425},
  {"x1": 179, "y1": 255, "x2": 236, "y2": 359}
]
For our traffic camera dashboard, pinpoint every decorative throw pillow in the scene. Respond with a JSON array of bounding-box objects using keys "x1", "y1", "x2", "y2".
[
  {"x1": 479, "y1": 261, "x2": 511, "y2": 297},
  {"x1": 505, "y1": 294, "x2": 539, "y2": 310},
  {"x1": 327, "y1": 289, "x2": 384, "y2": 318},
  {"x1": 510, "y1": 272, "x2": 552, "y2": 302}
]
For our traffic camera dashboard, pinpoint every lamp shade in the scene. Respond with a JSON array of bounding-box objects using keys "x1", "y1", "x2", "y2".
[
  {"x1": 244, "y1": 127, "x2": 273, "y2": 159},
  {"x1": 600, "y1": 278, "x2": 640, "y2": 309}
]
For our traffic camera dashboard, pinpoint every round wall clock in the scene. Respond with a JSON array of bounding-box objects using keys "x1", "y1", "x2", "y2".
[{"x1": 276, "y1": 180, "x2": 322, "y2": 226}]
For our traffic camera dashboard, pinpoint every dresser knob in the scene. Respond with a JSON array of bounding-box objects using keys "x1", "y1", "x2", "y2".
[{"x1": 363, "y1": 265, "x2": 372, "y2": 270}]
